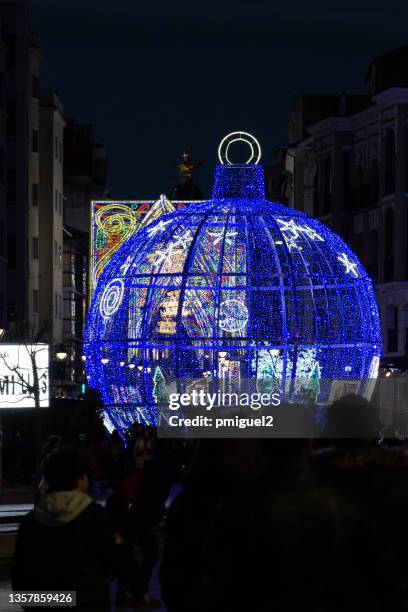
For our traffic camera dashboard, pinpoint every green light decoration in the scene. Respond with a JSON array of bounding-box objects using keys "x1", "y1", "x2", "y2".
[{"x1": 152, "y1": 366, "x2": 166, "y2": 404}]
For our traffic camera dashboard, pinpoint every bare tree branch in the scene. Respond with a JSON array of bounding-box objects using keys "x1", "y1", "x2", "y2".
[{"x1": 0, "y1": 322, "x2": 51, "y2": 407}]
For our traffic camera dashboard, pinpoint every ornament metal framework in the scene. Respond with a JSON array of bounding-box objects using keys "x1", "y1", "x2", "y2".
[{"x1": 84, "y1": 133, "x2": 381, "y2": 431}]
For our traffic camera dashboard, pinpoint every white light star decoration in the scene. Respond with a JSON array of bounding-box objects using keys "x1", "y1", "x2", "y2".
[
  {"x1": 146, "y1": 219, "x2": 172, "y2": 238},
  {"x1": 153, "y1": 242, "x2": 184, "y2": 270},
  {"x1": 338, "y1": 252, "x2": 359, "y2": 277},
  {"x1": 276, "y1": 218, "x2": 324, "y2": 250},
  {"x1": 302, "y1": 226, "x2": 325, "y2": 241},
  {"x1": 208, "y1": 229, "x2": 238, "y2": 245},
  {"x1": 119, "y1": 255, "x2": 136, "y2": 276},
  {"x1": 151, "y1": 230, "x2": 194, "y2": 271},
  {"x1": 276, "y1": 219, "x2": 302, "y2": 239},
  {"x1": 172, "y1": 230, "x2": 194, "y2": 250},
  {"x1": 286, "y1": 237, "x2": 302, "y2": 252}
]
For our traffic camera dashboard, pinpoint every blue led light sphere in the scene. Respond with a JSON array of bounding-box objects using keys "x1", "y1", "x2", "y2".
[{"x1": 84, "y1": 157, "x2": 381, "y2": 431}]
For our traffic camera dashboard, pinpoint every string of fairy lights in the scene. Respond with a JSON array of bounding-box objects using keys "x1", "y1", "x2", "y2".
[{"x1": 84, "y1": 133, "x2": 381, "y2": 432}]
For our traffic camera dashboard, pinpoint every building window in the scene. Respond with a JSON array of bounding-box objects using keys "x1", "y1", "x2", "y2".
[
  {"x1": 54, "y1": 292, "x2": 61, "y2": 319},
  {"x1": 7, "y1": 303, "x2": 16, "y2": 322},
  {"x1": 0, "y1": 220, "x2": 3, "y2": 256},
  {"x1": 368, "y1": 209, "x2": 379, "y2": 230},
  {"x1": 323, "y1": 157, "x2": 332, "y2": 214},
  {"x1": 406, "y1": 204, "x2": 408, "y2": 280},
  {"x1": 384, "y1": 207, "x2": 394, "y2": 281},
  {"x1": 7, "y1": 235, "x2": 16, "y2": 269},
  {"x1": 54, "y1": 240, "x2": 58, "y2": 267},
  {"x1": 32, "y1": 289, "x2": 39, "y2": 314},
  {"x1": 406, "y1": 125, "x2": 408, "y2": 192},
  {"x1": 32, "y1": 183, "x2": 38, "y2": 207},
  {"x1": 384, "y1": 130, "x2": 395, "y2": 196},
  {"x1": 343, "y1": 151, "x2": 353, "y2": 210},
  {"x1": 354, "y1": 164, "x2": 363, "y2": 210},
  {"x1": 354, "y1": 213, "x2": 364, "y2": 235},
  {"x1": 404, "y1": 305, "x2": 408, "y2": 352},
  {"x1": 0, "y1": 147, "x2": 4, "y2": 184},
  {"x1": 342, "y1": 222, "x2": 350, "y2": 243},
  {"x1": 7, "y1": 168, "x2": 16, "y2": 205},
  {"x1": 32, "y1": 75, "x2": 39, "y2": 99},
  {"x1": 370, "y1": 158, "x2": 379, "y2": 205},
  {"x1": 7, "y1": 102, "x2": 16, "y2": 138},
  {"x1": 369, "y1": 229, "x2": 378, "y2": 282},
  {"x1": 313, "y1": 168, "x2": 319, "y2": 217},
  {"x1": 6, "y1": 33, "x2": 16, "y2": 68},
  {"x1": 32, "y1": 236, "x2": 39, "y2": 260},
  {"x1": 386, "y1": 305, "x2": 398, "y2": 352},
  {"x1": 32, "y1": 129, "x2": 39, "y2": 153}
]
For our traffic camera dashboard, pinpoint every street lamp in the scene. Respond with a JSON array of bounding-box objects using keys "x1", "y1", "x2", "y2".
[
  {"x1": 54, "y1": 344, "x2": 68, "y2": 399},
  {"x1": 55, "y1": 344, "x2": 68, "y2": 361}
]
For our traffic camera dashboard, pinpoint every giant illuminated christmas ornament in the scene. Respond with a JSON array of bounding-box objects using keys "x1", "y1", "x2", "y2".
[{"x1": 84, "y1": 132, "x2": 381, "y2": 432}]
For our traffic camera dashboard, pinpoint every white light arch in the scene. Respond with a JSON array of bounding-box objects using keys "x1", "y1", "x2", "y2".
[{"x1": 218, "y1": 131, "x2": 262, "y2": 165}]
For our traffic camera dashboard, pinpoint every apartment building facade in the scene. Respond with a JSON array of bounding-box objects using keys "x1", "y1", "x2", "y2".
[{"x1": 285, "y1": 45, "x2": 408, "y2": 363}]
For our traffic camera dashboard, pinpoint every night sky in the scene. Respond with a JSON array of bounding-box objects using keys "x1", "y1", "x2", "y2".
[{"x1": 32, "y1": 0, "x2": 408, "y2": 199}]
